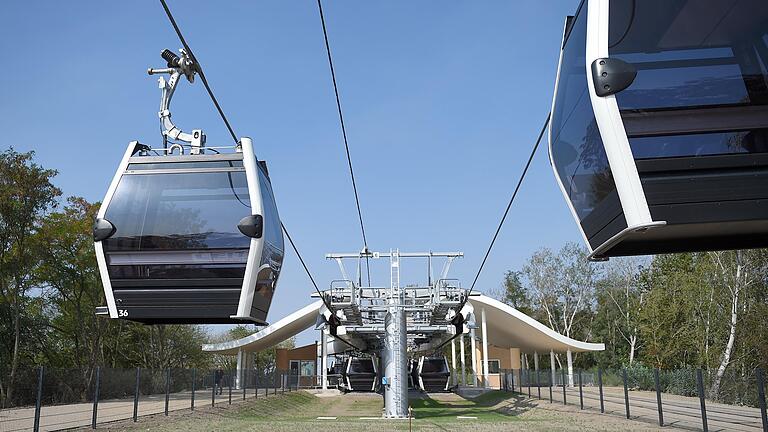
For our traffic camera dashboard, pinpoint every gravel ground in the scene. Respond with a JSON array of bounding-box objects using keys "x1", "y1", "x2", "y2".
[{"x1": 80, "y1": 390, "x2": 663, "y2": 432}]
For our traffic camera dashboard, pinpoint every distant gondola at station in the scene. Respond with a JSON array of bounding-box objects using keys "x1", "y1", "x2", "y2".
[
  {"x1": 93, "y1": 49, "x2": 284, "y2": 324},
  {"x1": 549, "y1": 0, "x2": 768, "y2": 259}
]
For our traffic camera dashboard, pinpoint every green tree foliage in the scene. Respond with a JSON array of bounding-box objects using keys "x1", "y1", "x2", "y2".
[
  {"x1": 0, "y1": 148, "x2": 61, "y2": 404},
  {"x1": 505, "y1": 243, "x2": 768, "y2": 400},
  {"x1": 0, "y1": 149, "x2": 224, "y2": 406}
]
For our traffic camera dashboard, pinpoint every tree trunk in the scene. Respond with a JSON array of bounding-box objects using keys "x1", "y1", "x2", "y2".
[
  {"x1": 7, "y1": 290, "x2": 21, "y2": 404},
  {"x1": 710, "y1": 283, "x2": 738, "y2": 398},
  {"x1": 566, "y1": 349, "x2": 574, "y2": 387},
  {"x1": 710, "y1": 251, "x2": 743, "y2": 398}
]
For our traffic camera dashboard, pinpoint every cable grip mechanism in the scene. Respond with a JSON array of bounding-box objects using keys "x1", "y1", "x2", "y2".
[{"x1": 147, "y1": 48, "x2": 206, "y2": 154}]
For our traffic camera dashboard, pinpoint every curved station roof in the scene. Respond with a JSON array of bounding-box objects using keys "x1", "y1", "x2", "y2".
[{"x1": 202, "y1": 294, "x2": 603, "y2": 355}]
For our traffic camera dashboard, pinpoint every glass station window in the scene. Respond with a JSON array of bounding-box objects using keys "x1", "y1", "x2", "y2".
[
  {"x1": 551, "y1": 4, "x2": 617, "y2": 220},
  {"x1": 488, "y1": 360, "x2": 501, "y2": 374},
  {"x1": 609, "y1": 0, "x2": 768, "y2": 158},
  {"x1": 103, "y1": 169, "x2": 252, "y2": 252}
]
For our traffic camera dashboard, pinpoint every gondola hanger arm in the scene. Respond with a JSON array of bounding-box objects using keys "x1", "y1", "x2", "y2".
[{"x1": 148, "y1": 48, "x2": 206, "y2": 154}]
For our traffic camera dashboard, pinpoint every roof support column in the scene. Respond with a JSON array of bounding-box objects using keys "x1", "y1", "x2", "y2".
[
  {"x1": 459, "y1": 334, "x2": 466, "y2": 386},
  {"x1": 567, "y1": 349, "x2": 574, "y2": 387},
  {"x1": 235, "y1": 348, "x2": 250, "y2": 390},
  {"x1": 534, "y1": 352, "x2": 539, "y2": 371},
  {"x1": 451, "y1": 339, "x2": 457, "y2": 387},
  {"x1": 550, "y1": 350, "x2": 556, "y2": 387},
  {"x1": 470, "y1": 327, "x2": 478, "y2": 387},
  {"x1": 481, "y1": 308, "x2": 489, "y2": 388},
  {"x1": 321, "y1": 329, "x2": 327, "y2": 390}
]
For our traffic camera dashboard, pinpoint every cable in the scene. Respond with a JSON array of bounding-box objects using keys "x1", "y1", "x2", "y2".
[
  {"x1": 155, "y1": 0, "x2": 363, "y2": 351},
  {"x1": 281, "y1": 221, "x2": 363, "y2": 352},
  {"x1": 433, "y1": 113, "x2": 551, "y2": 352},
  {"x1": 464, "y1": 113, "x2": 552, "y2": 306},
  {"x1": 316, "y1": 0, "x2": 372, "y2": 287},
  {"x1": 159, "y1": 0, "x2": 239, "y2": 145}
]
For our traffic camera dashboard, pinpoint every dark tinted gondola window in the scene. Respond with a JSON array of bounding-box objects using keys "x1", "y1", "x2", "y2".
[
  {"x1": 551, "y1": 5, "x2": 616, "y2": 220},
  {"x1": 350, "y1": 359, "x2": 375, "y2": 374},
  {"x1": 258, "y1": 168, "x2": 284, "y2": 254},
  {"x1": 609, "y1": 0, "x2": 768, "y2": 158},
  {"x1": 103, "y1": 169, "x2": 251, "y2": 252},
  {"x1": 631, "y1": 129, "x2": 768, "y2": 159},
  {"x1": 255, "y1": 167, "x2": 284, "y2": 305},
  {"x1": 421, "y1": 359, "x2": 448, "y2": 374}
]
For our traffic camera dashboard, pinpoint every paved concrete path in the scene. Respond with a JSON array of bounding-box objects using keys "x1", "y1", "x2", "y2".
[
  {"x1": 0, "y1": 386, "x2": 282, "y2": 432},
  {"x1": 519, "y1": 385, "x2": 765, "y2": 432}
]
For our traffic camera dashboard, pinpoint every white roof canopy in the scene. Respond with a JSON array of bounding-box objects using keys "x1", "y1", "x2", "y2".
[
  {"x1": 469, "y1": 295, "x2": 604, "y2": 353},
  {"x1": 202, "y1": 295, "x2": 604, "y2": 355}
]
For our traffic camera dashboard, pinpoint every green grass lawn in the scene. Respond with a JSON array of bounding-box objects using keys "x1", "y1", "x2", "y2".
[
  {"x1": 410, "y1": 391, "x2": 529, "y2": 422},
  {"x1": 93, "y1": 390, "x2": 654, "y2": 431}
]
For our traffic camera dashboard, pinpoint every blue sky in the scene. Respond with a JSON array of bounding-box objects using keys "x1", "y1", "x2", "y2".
[{"x1": 0, "y1": 0, "x2": 581, "y2": 346}]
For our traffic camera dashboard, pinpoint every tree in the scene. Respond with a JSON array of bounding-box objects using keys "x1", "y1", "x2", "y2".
[
  {"x1": 0, "y1": 148, "x2": 61, "y2": 405},
  {"x1": 496, "y1": 270, "x2": 531, "y2": 314},
  {"x1": 637, "y1": 253, "x2": 703, "y2": 369},
  {"x1": 35, "y1": 198, "x2": 124, "y2": 396},
  {"x1": 522, "y1": 242, "x2": 598, "y2": 385},
  {"x1": 599, "y1": 257, "x2": 646, "y2": 365},
  {"x1": 707, "y1": 250, "x2": 764, "y2": 397}
]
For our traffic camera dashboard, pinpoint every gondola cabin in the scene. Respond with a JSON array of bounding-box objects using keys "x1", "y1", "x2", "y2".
[
  {"x1": 414, "y1": 356, "x2": 451, "y2": 392},
  {"x1": 93, "y1": 138, "x2": 284, "y2": 324},
  {"x1": 549, "y1": 0, "x2": 768, "y2": 259},
  {"x1": 342, "y1": 357, "x2": 378, "y2": 392}
]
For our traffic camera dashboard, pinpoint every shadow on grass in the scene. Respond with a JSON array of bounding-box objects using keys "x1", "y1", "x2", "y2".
[{"x1": 410, "y1": 391, "x2": 537, "y2": 421}]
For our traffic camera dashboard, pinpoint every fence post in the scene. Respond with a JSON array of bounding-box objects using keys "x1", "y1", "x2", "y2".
[
  {"x1": 578, "y1": 369, "x2": 583, "y2": 410},
  {"x1": 537, "y1": 369, "x2": 541, "y2": 399},
  {"x1": 697, "y1": 369, "x2": 709, "y2": 432},
  {"x1": 211, "y1": 370, "x2": 216, "y2": 407},
  {"x1": 254, "y1": 368, "x2": 258, "y2": 399},
  {"x1": 598, "y1": 368, "x2": 604, "y2": 414},
  {"x1": 133, "y1": 367, "x2": 140, "y2": 422},
  {"x1": 191, "y1": 368, "x2": 196, "y2": 410},
  {"x1": 519, "y1": 369, "x2": 523, "y2": 393},
  {"x1": 654, "y1": 368, "x2": 664, "y2": 426},
  {"x1": 33, "y1": 366, "x2": 44, "y2": 432},
  {"x1": 510, "y1": 369, "x2": 515, "y2": 393},
  {"x1": 562, "y1": 367, "x2": 567, "y2": 405},
  {"x1": 549, "y1": 371, "x2": 553, "y2": 403},
  {"x1": 229, "y1": 370, "x2": 233, "y2": 404},
  {"x1": 528, "y1": 369, "x2": 531, "y2": 397},
  {"x1": 91, "y1": 366, "x2": 101, "y2": 429},
  {"x1": 164, "y1": 368, "x2": 170, "y2": 416},
  {"x1": 757, "y1": 368, "x2": 768, "y2": 432},
  {"x1": 622, "y1": 368, "x2": 630, "y2": 419},
  {"x1": 282, "y1": 373, "x2": 285, "y2": 394}
]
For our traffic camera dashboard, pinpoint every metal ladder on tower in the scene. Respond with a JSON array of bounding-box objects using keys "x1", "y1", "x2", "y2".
[{"x1": 389, "y1": 249, "x2": 404, "y2": 414}]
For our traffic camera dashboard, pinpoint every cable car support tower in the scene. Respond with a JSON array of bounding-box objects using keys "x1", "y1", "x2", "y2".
[{"x1": 321, "y1": 250, "x2": 473, "y2": 418}]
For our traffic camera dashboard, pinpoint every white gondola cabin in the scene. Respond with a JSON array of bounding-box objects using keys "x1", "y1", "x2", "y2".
[
  {"x1": 94, "y1": 138, "x2": 283, "y2": 324},
  {"x1": 93, "y1": 49, "x2": 283, "y2": 324},
  {"x1": 549, "y1": 0, "x2": 768, "y2": 259}
]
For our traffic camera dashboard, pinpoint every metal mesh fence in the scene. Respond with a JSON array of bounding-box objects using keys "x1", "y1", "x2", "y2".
[
  {"x1": 0, "y1": 367, "x2": 292, "y2": 432},
  {"x1": 493, "y1": 366, "x2": 768, "y2": 431}
]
